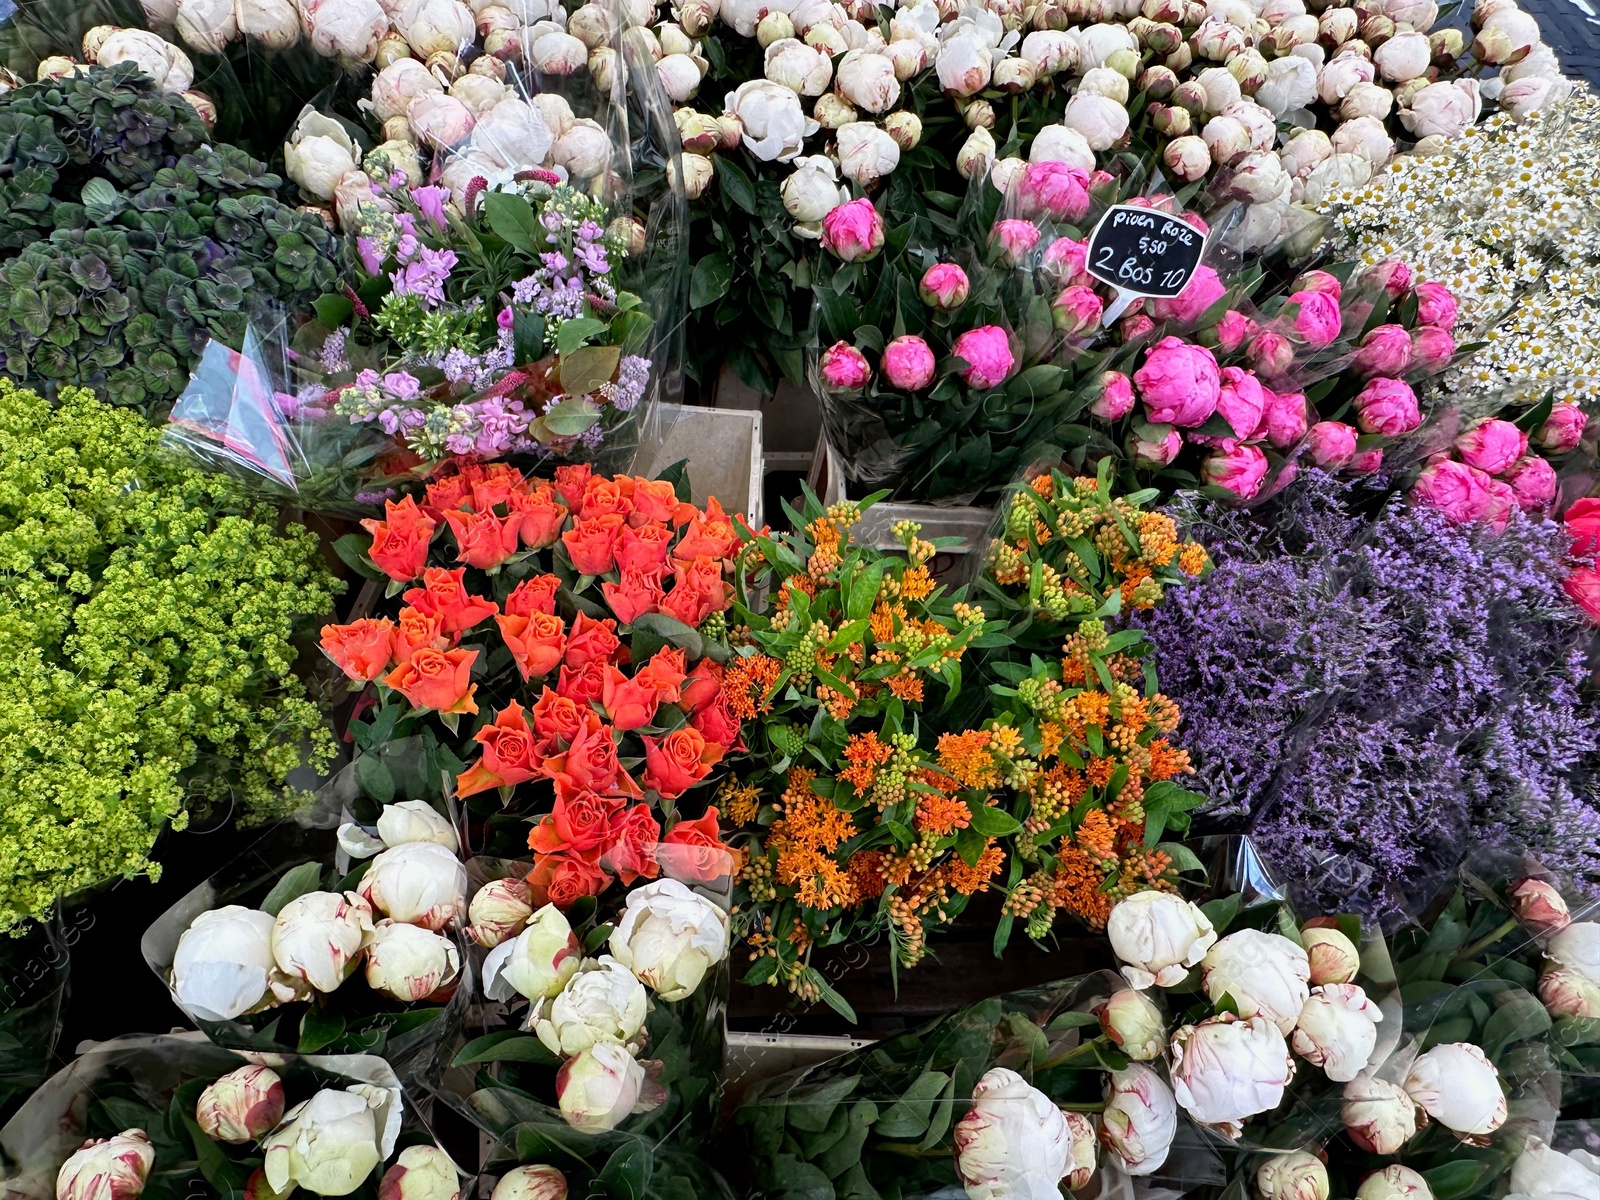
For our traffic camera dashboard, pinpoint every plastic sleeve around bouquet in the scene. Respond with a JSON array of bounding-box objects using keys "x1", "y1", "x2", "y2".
[
  {"x1": 0, "y1": 914, "x2": 72, "y2": 1123},
  {"x1": 0, "y1": 1032, "x2": 413, "y2": 1200},
  {"x1": 139, "y1": 794, "x2": 473, "y2": 1089}
]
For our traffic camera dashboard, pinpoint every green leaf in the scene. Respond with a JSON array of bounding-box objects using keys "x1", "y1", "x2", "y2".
[
  {"x1": 1201, "y1": 893, "x2": 1241, "y2": 936},
  {"x1": 81, "y1": 178, "x2": 118, "y2": 208},
  {"x1": 355, "y1": 751, "x2": 396, "y2": 803},
  {"x1": 298, "y1": 1006, "x2": 346, "y2": 1053},
  {"x1": 598, "y1": 1141, "x2": 652, "y2": 1200},
  {"x1": 261, "y1": 862, "x2": 323, "y2": 917},
  {"x1": 718, "y1": 157, "x2": 757, "y2": 213},
  {"x1": 452, "y1": 1031, "x2": 560, "y2": 1065},
  {"x1": 1048, "y1": 1011, "x2": 1101, "y2": 1031},
  {"x1": 1555, "y1": 1016, "x2": 1600, "y2": 1046},
  {"x1": 873, "y1": 1070, "x2": 950, "y2": 1139},
  {"x1": 543, "y1": 397, "x2": 603, "y2": 437},
  {"x1": 556, "y1": 316, "x2": 607, "y2": 356},
  {"x1": 787, "y1": 1076, "x2": 861, "y2": 1133},
  {"x1": 1480, "y1": 989, "x2": 1551, "y2": 1058},
  {"x1": 690, "y1": 253, "x2": 734, "y2": 309},
  {"x1": 330, "y1": 532, "x2": 382, "y2": 581},
  {"x1": 314, "y1": 293, "x2": 355, "y2": 329},
  {"x1": 561, "y1": 344, "x2": 622, "y2": 396},
  {"x1": 965, "y1": 799, "x2": 1022, "y2": 837},
  {"x1": 1423, "y1": 1162, "x2": 1490, "y2": 1200},
  {"x1": 484, "y1": 192, "x2": 540, "y2": 253}
]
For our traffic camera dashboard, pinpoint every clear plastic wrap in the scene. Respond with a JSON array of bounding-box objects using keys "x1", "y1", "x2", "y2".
[{"x1": 0, "y1": 914, "x2": 72, "y2": 1123}]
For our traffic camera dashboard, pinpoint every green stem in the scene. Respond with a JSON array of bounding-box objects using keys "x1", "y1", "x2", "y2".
[
  {"x1": 875, "y1": 1143, "x2": 949, "y2": 1157},
  {"x1": 1452, "y1": 916, "x2": 1519, "y2": 964},
  {"x1": 1038, "y1": 1040, "x2": 1104, "y2": 1072}
]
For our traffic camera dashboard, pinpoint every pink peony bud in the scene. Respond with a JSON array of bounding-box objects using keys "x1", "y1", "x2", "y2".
[
  {"x1": 1292, "y1": 269, "x2": 1343, "y2": 301},
  {"x1": 1539, "y1": 403, "x2": 1588, "y2": 453},
  {"x1": 1289, "y1": 289, "x2": 1343, "y2": 348},
  {"x1": 991, "y1": 218, "x2": 1043, "y2": 266},
  {"x1": 1134, "y1": 336, "x2": 1222, "y2": 427},
  {"x1": 1305, "y1": 421, "x2": 1360, "y2": 469},
  {"x1": 1504, "y1": 456, "x2": 1558, "y2": 513},
  {"x1": 1213, "y1": 309, "x2": 1256, "y2": 353},
  {"x1": 1202, "y1": 443, "x2": 1270, "y2": 498},
  {"x1": 1354, "y1": 324, "x2": 1412, "y2": 377},
  {"x1": 1483, "y1": 477, "x2": 1518, "y2": 532},
  {"x1": 1091, "y1": 370, "x2": 1137, "y2": 420},
  {"x1": 951, "y1": 326, "x2": 1016, "y2": 390},
  {"x1": 1412, "y1": 280, "x2": 1458, "y2": 329},
  {"x1": 1411, "y1": 457, "x2": 1492, "y2": 523},
  {"x1": 1364, "y1": 258, "x2": 1411, "y2": 297},
  {"x1": 1098, "y1": 988, "x2": 1167, "y2": 1060},
  {"x1": 1349, "y1": 448, "x2": 1385, "y2": 474},
  {"x1": 1510, "y1": 877, "x2": 1571, "y2": 936},
  {"x1": 1352, "y1": 377, "x2": 1421, "y2": 437},
  {"x1": 1129, "y1": 422, "x2": 1184, "y2": 467},
  {"x1": 1215, "y1": 366, "x2": 1267, "y2": 439},
  {"x1": 1257, "y1": 387, "x2": 1309, "y2": 449},
  {"x1": 1013, "y1": 160, "x2": 1092, "y2": 221},
  {"x1": 1455, "y1": 418, "x2": 1528, "y2": 476},
  {"x1": 1120, "y1": 312, "x2": 1158, "y2": 343},
  {"x1": 920, "y1": 262, "x2": 970, "y2": 309},
  {"x1": 1150, "y1": 264, "x2": 1227, "y2": 325},
  {"x1": 196, "y1": 1066, "x2": 286, "y2": 1144},
  {"x1": 820, "y1": 197, "x2": 885, "y2": 262},
  {"x1": 1541, "y1": 964, "x2": 1600, "y2": 1017},
  {"x1": 819, "y1": 342, "x2": 872, "y2": 390},
  {"x1": 1302, "y1": 923, "x2": 1361, "y2": 985},
  {"x1": 1410, "y1": 326, "x2": 1456, "y2": 374},
  {"x1": 1052, "y1": 284, "x2": 1104, "y2": 335},
  {"x1": 1040, "y1": 237, "x2": 1089, "y2": 286},
  {"x1": 1247, "y1": 330, "x2": 1295, "y2": 377},
  {"x1": 881, "y1": 335, "x2": 936, "y2": 390}
]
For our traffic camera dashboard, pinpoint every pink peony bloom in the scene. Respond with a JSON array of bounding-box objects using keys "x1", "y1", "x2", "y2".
[
  {"x1": 1202, "y1": 444, "x2": 1270, "y2": 498},
  {"x1": 1565, "y1": 566, "x2": 1600, "y2": 624},
  {"x1": 1349, "y1": 447, "x2": 1385, "y2": 474},
  {"x1": 1120, "y1": 312, "x2": 1157, "y2": 343},
  {"x1": 1412, "y1": 280, "x2": 1458, "y2": 329},
  {"x1": 1540, "y1": 403, "x2": 1589, "y2": 453},
  {"x1": 1052, "y1": 285, "x2": 1104, "y2": 335},
  {"x1": 1504, "y1": 455, "x2": 1558, "y2": 512},
  {"x1": 1091, "y1": 370, "x2": 1136, "y2": 420},
  {"x1": 1134, "y1": 336, "x2": 1222, "y2": 427},
  {"x1": 1305, "y1": 421, "x2": 1360, "y2": 469},
  {"x1": 1258, "y1": 387, "x2": 1309, "y2": 449},
  {"x1": 1128, "y1": 422, "x2": 1183, "y2": 467},
  {"x1": 1289, "y1": 289, "x2": 1342, "y2": 348},
  {"x1": 819, "y1": 341, "x2": 871, "y2": 390},
  {"x1": 1215, "y1": 366, "x2": 1267, "y2": 439},
  {"x1": 1214, "y1": 309, "x2": 1256, "y2": 353},
  {"x1": 1247, "y1": 330, "x2": 1295, "y2": 378},
  {"x1": 951, "y1": 326, "x2": 1015, "y2": 390},
  {"x1": 991, "y1": 218, "x2": 1043, "y2": 266},
  {"x1": 1292, "y1": 269, "x2": 1343, "y2": 301},
  {"x1": 920, "y1": 262, "x2": 970, "y2": 309},
  {"x1": 881, "y1": 335, "x2": 936, "y2": 390},
  {"x1": 1013, "y1": 161, "x2": 1092, "y2": 222},
  {"x1": 1041, "y1": 237, "x2": 1089, "y2": 287},
  {"x1": 1483, "y1": 477, "x2": 1518, "y2": 533},
  {"x1": 1411, "y1": 457, "x2": 1492, "y2": 523},
  {"x1": 1353, "y1": 377, "x2": 1422, "y2": 436},
  {"x1": 1456, "y1": 418, "x2": 1528, "y2": 476},
  {"x1": 821, "y1": 198, "x2": 885, "y2": 262},
  {"x1": 1151, "y1": 265, "x2": 1227, "y2": 325},
  {"x1": 1354, "y1": 325, "x2": 1412, "y2": 377},
  {"x1": 1365, "y1": 259, "x2": 1411, "y2": 297},
  {"x1": 1410, "y1": 326, "x2": 1456, "y2": 374}
]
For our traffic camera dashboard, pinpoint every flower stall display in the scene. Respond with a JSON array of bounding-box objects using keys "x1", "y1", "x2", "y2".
[
  {"x1": 0, "y1": 1032, "x2": 452, "y2": 1200},
  {"x1": 142, "y1": 800, "x2": 471, "y2": 1074},
  {"x1": 0, "y1": 65, "x2": 340, "y2": 414},
  {"x1": 0, "y1": 380, "x2": 339, "y2": 934},
  {"x1": 1140, "y1": 472, "x2": 1600, "y2": 921}
]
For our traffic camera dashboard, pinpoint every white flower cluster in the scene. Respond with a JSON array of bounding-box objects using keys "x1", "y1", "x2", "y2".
[{"x1": 1318, "y1": 90, "x2": 1600, "y2": 410}]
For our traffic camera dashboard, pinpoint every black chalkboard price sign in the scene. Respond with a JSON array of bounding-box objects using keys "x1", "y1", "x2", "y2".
[{"x1": 1085, "y1": 205, "x2": 1208, "y2": 299}]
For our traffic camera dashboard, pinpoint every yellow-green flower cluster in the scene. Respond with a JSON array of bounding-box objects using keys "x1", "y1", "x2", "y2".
[{"x1": 0, "y1": 380, "x2": 343, "y2": 931}]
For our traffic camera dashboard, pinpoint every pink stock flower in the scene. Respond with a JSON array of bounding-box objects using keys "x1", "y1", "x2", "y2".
[
  {"x1": 1289, "y1": 289, "x2": 1342, "y2": 348},
  {"x1": 1202, "y1": 444, "x2": 1270, "y2": 498},
  {"x1": 1214, "y1": 309, "x2": 1256, "y2": 353},
  {"x1": 1354, "y1": 325, "x2": 1412, "y2": 377},
  {"x1": 881, "y1": 335, "x2": 936, "y2": 390},
  {"x1": 951, "y1": 326, "x2": 1016, "y2": 390},
  {"x1": 1041, "y1": 237, "x2": 1089, "y2": 286},
  {"x1": 1247, "y1": 330, "x2": 1295, "y2": 377},
  {"x1": 1257, "y1": 388, "x2": 1309, "y2": 449},
  {"x1": 992, "y1": 219, "x2": 1043, "y2": 266},
  {"x1": 1151, "y1": 265, "x2": 1227, "y2": 325},
  {"x1": 1292, "y1": 269, "x2": 1343, "y2": 301},
  {"x1": 1013, "y1": 161, "x2": 1092, "y2": 221},
  {"x1": 1410, "y1": 326, "x2": 1456, "y2": 374},
  {"x1": 1413, "y1": 281, "x2": 1458, "y2": 329},
  {"x1": 1091, "y1": 370, "x2": 1136, "y2": 420},
  {"x1": 1456, "y1": 419, "x2": 1528, "y2": 476},
  {"x1": 1052, "y1": 285, "x2": 1104, "y2": 335},
  {"x1": 1305, "y1": 421, "x2": 1360, "y2": 469},
  {"x1": 1540, "y1": 403, "x2": 1589, "y2": 453},
  {"x1": 1129, "y1": 422, "x2": 1183, "y2": 467},
  {"x1": 1134, "y1": 336, "x2": 1221, "y2": 427},
  {"x1": 819, "y1": 341, "x2": 871, "y2": 390},
  {"x1": 820, "y1": 198, "x2": 885, "y2": 262},
  {"x1": 1353, "y1": 377, "x2": 1422, "y2": 437},
  {"x1": 1504, "y1": 455, "x2": 1558, "y2": 512},
  {"x1": 1411, "y1": 457, "x2": 1492, "y2": 523},
  {"x1": 1348, "y1": 448, "x2": 1385, "y2": 474},
  {"x1": 920, "y1": 262, "x2": 970, "y2": 309},
  {"x1": 1365, "y1": 259, "x2": 1411, "y2": 297},
  {"x1": 1565, "y1": 566, "x2": 1600, "y2": 623},
  {"x1": 1215, "y1": 366, "x2": 1266, "y2": 439}
]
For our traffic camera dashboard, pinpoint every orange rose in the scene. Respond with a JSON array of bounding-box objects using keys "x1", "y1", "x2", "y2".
[
  {"x1": 556, "y1": 660, "x2": 607, "y2": 706},
  {"x1": 384, "y1": 646, "x2": 479, "y2": 715},
  {"x1": 660, "y1": 808, "x2": 736, "y2": 883},
  {"x1": 660, "y1": 555, "x2": 733, "y2": 628},
  {"x1": 455, "y1": 700, "x2": 543, "y2": 797},
  {"x1": 641, "y1": 727, "x2": 722, "y2": 800},
  {"x1": 403, "y1": 567, "x2": 499, "y2": 634},
  {"x1": 467, "y1": 462, "x2": 526, "y2": 513},
  {"x1": 508, "y1": 485, "x2": 568, "y2": 549},
  {"x1": 360, "y1": 496, "x2": 437, "y2": 583},
  {"x1": 497, "y1": 609, "x2": 566, "y2": 680},
  {"x1": 424, "y1": 473, "x2": 472, "y2": 516},
  {"x1": 678, "y1": 658, "x2": 724, "y2": 714},
  {"x1": 444, "y1": 507, "x2": 522, "y2": 571},
  {"x1": 320, "y1": 618, "x2": 395, "y2": 682},
  {"x1": 528, "y1": 784, "x2": 616, "y2": 860},
  {"x1": 542, "y1": 712, "x2": 640, "y2": 798},
  {"x1": 636, "y1": 646, "x2": 687, "y2": 701},
  {"x1": 563, "y1": 612, "x2": 622, "y2": 669},
  {"x1": 579, "y1": 474, "x2": 635, "y2": 521},
  {"x1": 505, "y1": 574, "x2": 561, "y2": 617},
  {"x1": 392, "y1": 605, "x2": 450, "y2": 665},
  {"x1": 600, "y1": 565, "x2": 665, "y2": 625},
  {"x1": 553, "y1": 464, "x2": 592, "y2": 508},
  {"x1": 601, "y1": 666, "x2": 662, "y2": 732},
  {"x1": 628, "y1": 478, "x2": 693, "y2": 528},
  {"x1": 673, "y1": 496, "x2": 740, "y2": 562},
  {"x1": 691, "y1": 691, "x2": 744, "y2": 751},
  {"x1": 614, "y1": 522, "x2": 673, "y2": 573},
  {"x1": 600, "y1": 803, "x2": 662, "y2": 885},
  {"x1": 531, "y1": 686, "x2": 586, "y2": 748},
  {"x1": 527, "y1": 852, "x2": 610, "y2": 910},
  {"x1": 562, "y1": 513, "x2": 624, "y2": 576}
]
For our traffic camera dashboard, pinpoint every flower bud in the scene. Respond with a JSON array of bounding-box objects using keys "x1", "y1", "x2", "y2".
[
  {"x1": 1300, "y1": 924, "x2": 1360, "y2": 985},
  {"x1": 491, "y1": 1166, "x2": 568, "y2": 1200},
  {"x1": 1101, "y1": 1064, "x2": 1178, "y2": 1176},
  {"x1": 1291, "y1": 983, "x2": 1382, "y2": 1081},
  {"x1": 1170, "y1": 1015, "x2": 1296, "y2": 1136},
  {"x1": 180, "y1": 90, "x2": 218, "y2": 130},
  {"x1": 484, "y1": 904, "x2": 584, "y2": 1002},
  {"x1": 813, "y1": 92, "x2": 857, "y2": 128},
  {"x1": 533, "y1": 956, "x2": 649, "y2": 1056},
  {"x1": 609, "y1": 878, "x2": 731, "y2": 1000},
  {"x1": 957, "y1": 126, "x2": 998, "y2": 178},
  {"x1": 197, "y1": 1066, "x2": 286, "y2": 1144},
  {"x1": 1430, "y1": 27, "x2": 1464, "y2": 61},
  {"x1": 1341, "y1": 1074, "x2": 1419, "y2": 1154},
  {"x1": 1106, "y1": 46, "x2": 1141, "y2": 76},
  {"x1": 1109, "y1": 891, "x2": 1218, "y2": 988},
  {"x1": 378, "y1": 1146, "x2": 461, "y2": 1200},
  {"x1": 757, "y1": 10, "x2": 796, "y2": 44},
  {"x1": 1229, "y1": 48, "x2": 1269, "y2": 92},
  {"x1": 272, "y1": 891, "x2": 374, "y2": 994},
  {"x1": 921, "y1": 263, "x2": 970, "y2": 309},
  {"x1": 954, "y1": 1069, "x2": 1076, "y2": 1198},
  {"x1": 1099, "y1": 988, "x2": 1167, "y2": 1059},
  {"x1": 1163, "y1": 134, "x2": 1212, "y2": 180},
  {"x1": 1540, "y1": 965, "x2": 1600, "y2": 1018},
  {"x1": 57, "y1": 1131, "x2": 154, "y2": 1200},
  {"x1": 1165, "y1": 42, "x2": 1194, "y2": 70},
  {"x1": 556, "y1": 1043, "x2": 656, "y2": 1133},
  {"x1": 1402, "y1": 1043, "x2": 1507, "y2": 1140},
  {"x1": 360, "y1": 841, "x2": 468, "y2": 931},
  {"x1": 1355, "y1": 1166, "x2": 1433, "y2": 1200},
  {"x1": 1511, "y1": 877, "x2": 1571, "y2": 935},
  {"x1": 1256, "y1": 1152, "x2": 1330, "y2": 1200},
  {"x1": 365, "y1": 919, "x2": 461, "y2": 1001}
]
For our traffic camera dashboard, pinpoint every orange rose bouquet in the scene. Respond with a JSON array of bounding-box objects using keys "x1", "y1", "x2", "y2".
[{"x1": 318, "y1": 460, "x2": 745, "y2": 913}]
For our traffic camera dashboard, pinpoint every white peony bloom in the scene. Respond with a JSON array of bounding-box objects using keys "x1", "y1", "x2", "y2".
[
  {"x1": 532, "y1": 956, "x2": 649, "y2": 1056},
  {"x1": 364, "y1": 919, "x2": 461, "y2": 1002},
  {"x1": 1108, "y1": 891, "x2": 1218, "y2": 989},
  {"x1": 1317, "y1": 51, "x2": 1374, "y2": 104},
  {"x1": 1501, "y1": 74, "x2": 1572, "y2": 119},
  {"x1": 1101, "y1": 1064, "x2": 1178, "y2": 1176},
  {"x1": 1279, "y1": 126, "x2": 1332, "y2": 178},
  {"x1": 483, "y1": 904, "x2": 583, "y2": 1001},
  {"x1": 836, "y1": 120, "x2": 900, "y2": 184},
  {"x1": 175, "y1": 0, "x2": 238, "y2": 53},
  {"x1": 884, "y1": 37, "x2": 928, "y2": 79},
  {"x1": 173, "y1": 905, "x2": 299, "y2": 1022},
  {"x1": 1290, "y1": 983, "x2": 1381, "y2": 1082},
  {"x1": 1255, "y1": 54, "x2": 1315, "y2": 115},
  {"x1": 531, "y1": 29, "x2": 588, "y2": 72},
  {"x1": 1374, "y1": 29, "x2": 1429, "y2": 80},
  {"x1": 836, "y1": 49, "x2": 900, "y2": 111},
  {"x1": 263, "y1": 1087, "x2": 397, "y2": 1197},
  {"x1": 271, "y1": 891, "x2": 374, "y2": 993},
  {"x1": 656, "y1": 53, "x2": 705, "y2": 102},
  {"x1": 367, "y1": 59, "x2": 443, "y2": 124},
  {"x1": 782, "y1": 154, "x2": 850, "y2": 229},
  {"x1": 725, "y1": 79, "x2": 817, "y2": 161},
  {"x1": 764, "y1": 38, "x2": 833, "y2": 95},
  {"x1": 1402, "y1": 1042, "x2": 1507, "y2": 1139},
  {"x1": 450, "y1": 72, "x2": 508, "y2": 114},
  {"x1": 1299, "y1": 150, "x2": 1371, "y2": 206},
  {"x1": 1399, "y1": 78, "x2": 1479, "y2": 138},
  {"x1": 1231, "y1": 149, "x2": 1288, "y2": 202},
  {"x1": 300, "y1": 0, "x2": 389, "y2": 60},
  {"x1": 359, "y1": 841, "x2": 468, "y2": 931},
  {"x1": 936, "y1": 30, "x2": 993, "y2": 95},
  {"x1": 397, "y1": 0, "x2": 473, "y2": 56},
  {"x1": 470, "y1": 96, "x2": 555, "y2": 170},
  {"x1": 1330, "y1": 115, "x2": 1394, "y2": 166},
  {"x1": 1170, "y1": 1015, "x2": 1296, "y2": 1138},
  {"x1": 1341, "y1": 80, "x2": 1394, "y2": 121},
  {"x1": 608, "y1": 879, "x2": 730, "y2": 1001},
  {"x1": 1078, "y1": 20, "x2": 1136, "y2": 67},
  {"x1": 1507, "y1": 1137, "x2": 1600, "y2": 1200},
  {"x1": 1021, "y1": 29, "x2": 1076, "y2": 74},
  {"x1": 552, "y1": 117, "x2": 611, "y2": 177},
  {"x1": 408, "y1": 90, "x2": 477, "y2": 149},
  {"x1": 724, "y1": 0, "x2": 799, "y2": 35},
  {"x1": 1222, "y1": 98, "x2": 1277, "y2": 150},
  {"x1": 1029, "y1": 123, "x2": 1095, "y2": 171},
  {"x1": 96, "y1": 28, "x2": 195, "y2": 91},
  {"x1": 1195, "y1": 64, "x2": 1242, "y2": 113},
  {"x1": 952, "y1": 1068, "x2": 1074, "y2": 1200},
  {"x1": 1063, "y1": 91, "x2": 1128, "y2": 150}
]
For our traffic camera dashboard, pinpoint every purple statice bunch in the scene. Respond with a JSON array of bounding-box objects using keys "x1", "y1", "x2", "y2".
[
  {"x1": 1139, "y1": 470, "x2": 1600, "y2": 922},
  {"x1": 600, "y1": 355, "x2": 650, "y2": 413},
  {"x1": 318, "y1": 327, "x2": 349, "y2": 375}
]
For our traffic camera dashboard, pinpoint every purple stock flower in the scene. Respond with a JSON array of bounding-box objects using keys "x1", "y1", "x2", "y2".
[
  {"x1": 411, "y1": 185, "x2": 450, "y2": 230},
  {"x1": 390, "y1": 246, "x2": 457, "y2": 308},
  {"x1": 356, "y1": 237, "x2": 384, "y2": 277}
]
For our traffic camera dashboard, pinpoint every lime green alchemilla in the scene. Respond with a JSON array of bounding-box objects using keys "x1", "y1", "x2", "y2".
[{"x1": 0, "y1": 379, "x2": 344, "y2": 930}]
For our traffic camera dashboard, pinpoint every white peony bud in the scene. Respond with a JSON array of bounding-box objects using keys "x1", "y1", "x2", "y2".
[
  {"x1": 989, "y1": 155, "x2": 1026, "y2": 194},
  {"x1": 1021, "y1": 28, "x2": 1077, "y2": 73},
  {"x1": 1170, "y1": 1015, "x2": 1296, "y2": 1138},
  {"x1": 408, "y1": 91, "x2": 477, "y2": 149},
  {"x1": 377, "y1": 1146, "x2": 461, "y2": 1200},
  {"x1": 1340, "y1": 1074, "x2": 1419, "y2": 1155},
  {"x1": 1540, "y1": 964, "x2": 1600, "y2": 1019},
  {"x1": 1231, "y1": 149, "x2": 1288, "y2": 201},
  {"x1": 1279, "y1": 126, "x2": 1332, "y2": 178},
  {"x1": 764, "y1": 38, "x2": 833, "y2": 94},
  {"x1": 1079, "y1": 20, "x2": 1137, "y2": 66},
  {"x1": 367, "y1": 59, "x2": 442, "y2": 124},
  {"x1": 1163, "y1": 134, "x2": 1211, "y2": 180},
  {"x1": 301, "y1": 0, "x2": 389, "y2": 60},
  {"x1": 364, "y1": 919, "x2": 461, "y2": 1001},
  {"x1": 96, "y1": 28, "x2": 195, "y2": 92},
  {"x1": 1546, "y1": 921, "x2": 1600, "y2": 984},
  {"x1": 836, "y1": 120, "x2": 900, "y2": 184},
  {"x1": 758, "y1": 9, "x2": 797, "y2": 44},
  {"x1": 1290, "y1": 983, "x2": 1381, "y2": 1081},
  {"x1": 262, "y1": 1087, "x2": 395, "y2": 1197},
  {"x1": 532, "y1": 956, "x2": 649, "y2": 1056},
  {"x1": 1256, "y1": 1152, "x2": 1330, "y2": 1200},
  {"x1": 173, "y1": 905, "x2": 298, "y2": 1022},
  {"x1": 1195, "y1": 64, "x2": 1243, "y2": 111},
  {"x1": 656, "y1": 52, "x2": 704, "y2": 101},
  {"x1": 1399, "y1": 78, "x2": 1479, "y2": 138},
  {"x1": 656, "y1": 21, "x2": 692, "y2": 55},
  {"x1": 556, "y1": 1043, "x2": 658, "y2": 1133},
  {"x1": 1402, "y1": 1042, "x2": 1506, "y2": 1140},
  {"x1": 1063, "y1": 91, "x2": 1129, "y2": 149},
  {"x1": 1330, "y1": 114, "x2": 1393, "y2": 165},
  {"x1": 271, "y1": 891, "x2": 374, "y2": 993},
  {"x1": 449, "y1": 72, "x2": 508, "y2": 114},
  {"x1": 196, "y1": 1066, "x2": 286, "y2": 1144},
  {"x1": 358, "y1": 841, "x2": 467, "y2": 931},
  {"x1": 467, "y1": 878, "x2": 535, "y2": 949},
  {"x1": 552, "y1": 117, "x2": 612, "y2": 177},
  {"x1": 956, "y1": 125, "x2": 997, "y2": 179},
  {"x1": 782, "y1": 154, "x2": 849, "y2": 226},
  {"x1": 1101, "y1": 1064, "x2": 1177, "y2": 1176},
  {"x1": 676, "y1": 152, "x2": 716, "y2": 199},
  {"x1": 992, "y1": 56, "x2": 1037, "y2": 90},
  {"x1": 1507, "y1": 1138, "x2": 1600, "y2": 1200},
  {"x1": 175, "y1": 0, "x2": 238, "y2": 54},
  {"x1": 568, "y1": 2, "x2": 613, "y2": 45},
  {"x1": 531, "y1": 29, "x2": 588, "y2": 72},
  {"x1": 1374, "y1": 28, "x2": 1429, "y2": 78},
  {"x1": 1222, "y1": 98, "x2": 1277, "y2": 149},
  {"x1": 484, "y1": 904, "x2": 584, "y2": 1001},
  {"x1": 953, "y1": 1068, "x2": 1075, "y2": 1200},
  {"x1": 1299, "y1": 149, "x2": 1371, "y2": 205},
  {"x1": 1029, "y1": 123, "x2": 1095, "y2": 171},
  {"x1": 1099, "y1": 989, "x2": 1167, "y2": 1060},
  {"x1": 471, "y1": 95, "x2": 554, "y2": 169},
  {"x1": 1108, "y1": 892, "x2": 1218, "y2": 989},
  {"x1": 1079, "y1": 65, "x2": 1130, "y2": 102},
  {"x1": 807, "y1": 23, "x2": 850, "y2": 55},
  {"x1": 884, "y1": 109, "x2": 922, "y2": 149},
  {"x1": 1355, "y1": 1166, "x2": 1433, "y2": 1200},
  {"x1": 1317, "y1": 50, "x2": 1374, "y2": 103},
  {"x1": 936, "y1": 30, "x2": 993, "y2": 95},
  {"x1": 836, "y1": 49, "x2": 901, "y2": 110},
  {"x1": 56, "y1": 1132, "x2": 154, "y2": 1200},
  {"x1": 491, "y1": 1166, "x2": 568, "y2": 1200},
  {"x1": 1340, "y1": 80, "x2": 1393, "y2": 120},
  {"x1": 397, "y1": 0, "x2": 473, "y2": 56}
]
